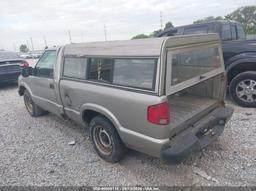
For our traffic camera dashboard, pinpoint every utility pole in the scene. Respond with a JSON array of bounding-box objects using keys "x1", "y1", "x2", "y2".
[
  {"x1": 104, "y1": 24, "x2": 107, "y2": 41},
  {"x1": 30, "y1": 37, "x2": 34, "y2": 51},
  {"x1": 68, "y1": 30, "x2": 72, "y2": 43},
  {"x1": 160, "y1": 11, "x2": 163, "y2": 30},
  {"x1": 43, "y1": 35, "x2": 47, "y2": 47},
  {"x1": 26, "y1": 40, "x2": 30, "y2": 50}
]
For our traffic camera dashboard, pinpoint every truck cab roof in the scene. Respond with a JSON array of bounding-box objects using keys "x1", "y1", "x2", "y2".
[{"x1": 158, "y1": 20, "x2": 245, "y2": 40}]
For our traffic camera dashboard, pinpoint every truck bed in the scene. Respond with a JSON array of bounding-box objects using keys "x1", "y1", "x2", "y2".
[{"x1": 169, "y1": 94, "x2": 218, "y2": 128}]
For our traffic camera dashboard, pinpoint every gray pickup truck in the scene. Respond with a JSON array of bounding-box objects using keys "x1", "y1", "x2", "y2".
[{"x1": 18, "y1": 34, "x2": 233, "y2": 163}]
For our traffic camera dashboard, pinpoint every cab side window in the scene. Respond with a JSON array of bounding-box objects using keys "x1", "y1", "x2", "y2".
[
  {"x1": 230, "y1": 25, "x2": 237, "y2": 40},
  {"x1": 63, "y1": 57, "x2": 87, "y2": 79},
  {"x1": 237, "y1": 25, "x2": 246, "y2": 39},
  {"x1": 35, "y1": 50, "x2": 56, "y2": 78},
  {"x1": 183, "y1": 26, "x2": 208, "y2": 35},
  {"x1": 221, "y1": 24, "x2": 231, "y2": 40}
]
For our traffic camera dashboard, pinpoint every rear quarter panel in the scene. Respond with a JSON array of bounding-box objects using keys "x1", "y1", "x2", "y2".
[
  {"x1": 59, "y1": 80, "x2": 173, "y2": 156},
  {"x1": 59, "y1": 79, "x2": 170, "y2": 139}
]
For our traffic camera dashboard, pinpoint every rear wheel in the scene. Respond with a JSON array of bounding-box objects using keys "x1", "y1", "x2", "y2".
[
  {"x1": 89, "y1": 116, "x2": 126, "y2": 163},
  {"x1": 23, "y1": 90, "x2": 48, "y2": 117},
  {"x1": 230, "y1": 71, "x2": 256, "y2": 107}
]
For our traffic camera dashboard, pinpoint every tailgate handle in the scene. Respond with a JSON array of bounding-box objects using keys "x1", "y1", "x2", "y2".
[{"x1": 199, "y1": 75, "x2": 206, "y2": 80}]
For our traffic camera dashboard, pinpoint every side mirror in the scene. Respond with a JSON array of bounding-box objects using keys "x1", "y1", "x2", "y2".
[{"x1": 21, "y1": 67, "x2": 33, "y2": 77}]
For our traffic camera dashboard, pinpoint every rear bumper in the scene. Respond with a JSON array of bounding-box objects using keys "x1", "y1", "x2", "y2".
[
  {"x1": 161, "y1": 106, "x2": 234, "y2": 164},
  {"x1": 0, "y1": 72, "x2": 20, "y2": 83}
]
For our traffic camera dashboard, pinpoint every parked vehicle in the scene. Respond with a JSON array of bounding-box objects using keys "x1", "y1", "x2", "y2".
[
  {"x1": 0, "y1": 51, "x2": 29, "y2": 83},
  {"x1": 31, "y1": 53, "x2": 42, "y2": 59},
  {"x1": 159, "y1": 20, "x2": 256, "y2": 107},
  {"x1": 19, "y1": 53, "x2": 33, "y2": 59},
  {"x1": 30, "y1": 51, "x2": 43, "y2": 59},
  {"x1": 18, "y1": 34, "x2": 233, "y2": 163}
]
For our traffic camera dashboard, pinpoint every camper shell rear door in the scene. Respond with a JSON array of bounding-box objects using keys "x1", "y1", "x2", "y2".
[{"x1": 164, "y1": 37, "x2": 225, "y2": 95}]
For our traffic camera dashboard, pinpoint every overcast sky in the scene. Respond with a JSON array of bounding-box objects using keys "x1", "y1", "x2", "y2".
[{"x1": 0, "y1": 0, "x2": 255, "y2": 51}]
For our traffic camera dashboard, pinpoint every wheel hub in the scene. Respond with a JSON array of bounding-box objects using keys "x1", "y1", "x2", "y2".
[
  {"x1": 245, "y1": 87, "x2": 253, "y2": 95},
  {"x1": 236, "y1": 79, "x2": 256, "y2": 103},
  {"x1": 24, "y1": 93, "x2": 33, "y2": 113},
  {"x1": 99, "y1": 129, "x2": 111, "y2": 147},
  {"x1": 93, "y1": 126, "x2": 113, "y2": 156}
]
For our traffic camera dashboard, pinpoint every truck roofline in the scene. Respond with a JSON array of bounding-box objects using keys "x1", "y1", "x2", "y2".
[{"x1": 159, "y1": 20, "x2": 243, "y2": 37}]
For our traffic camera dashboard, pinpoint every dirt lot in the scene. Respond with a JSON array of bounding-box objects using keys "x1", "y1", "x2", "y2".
[{"x1": 0, "y1": 83, "x2": 255, "y2": 186}]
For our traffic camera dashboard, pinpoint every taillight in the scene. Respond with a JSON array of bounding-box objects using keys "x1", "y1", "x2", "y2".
[
  {"x1": 20, "y1": 61, "x2": 29, "y2": 68},
  {"x1": 147, "y1": 102, "x2": 170, "y2": 125}
]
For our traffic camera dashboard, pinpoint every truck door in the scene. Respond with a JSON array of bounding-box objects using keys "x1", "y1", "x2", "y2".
[{"x1": 29, "y1": 50, "x2": 60, "y2": 114}]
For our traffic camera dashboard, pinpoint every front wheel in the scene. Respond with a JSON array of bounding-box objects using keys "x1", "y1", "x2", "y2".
[
  {"x1": 89, "y1": 116, "x2": 126, "y2": 163},
  {"x1": 23, "y1": 90, "x2": 48, "y2": 117},
  {"x1": 229, "y1": 71, "x2": 256, "y2": 107}
]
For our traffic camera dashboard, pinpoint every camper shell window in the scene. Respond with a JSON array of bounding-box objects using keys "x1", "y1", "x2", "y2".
[
  {"x1": 113, "y1": 58, "x2": 157, "y2": 90},
  {"x1": 62, "y1": 57, "x2": 158, "y2": 91}
]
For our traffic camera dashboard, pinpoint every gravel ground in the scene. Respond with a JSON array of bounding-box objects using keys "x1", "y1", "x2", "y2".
[{"x1": 0, "y1": 83, "x2": 255, "y2": 186}]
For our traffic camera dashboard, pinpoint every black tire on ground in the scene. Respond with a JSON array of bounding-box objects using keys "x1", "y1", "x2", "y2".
[
  {"x1": 23, "y1": 89, "x2": 48, "y2": 117},
  {"x1": 229, "y1": 71, "x2": 256, "y2": 107},
  {"x1": 89, "y1": 115, "x2": 127, "y2": 163}
]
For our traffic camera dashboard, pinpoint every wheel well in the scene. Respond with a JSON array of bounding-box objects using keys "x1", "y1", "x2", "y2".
[
  {"x1": 228, "y1": 62, "x2": 256, "y2": 84},
  {"x1": 83, "y1": 110, "x2": 105, "y2": 126},
  {"x1": 82, "y1": 109, "x2": 119, "y2": 130},
  {"x1": 18, "y1": 86, "x2": 26, "y2": 96}
]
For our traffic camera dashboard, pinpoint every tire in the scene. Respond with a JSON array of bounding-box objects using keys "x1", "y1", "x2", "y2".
[
  {"x1": 23, "y1": 90, "x2": 48, "y2": 117},
  {"x1": 229, "y1": 71, "x2": 256, "y2": 107},
  {"x1": 89, "y1": 115, "x2": 126, "y2": 163}
]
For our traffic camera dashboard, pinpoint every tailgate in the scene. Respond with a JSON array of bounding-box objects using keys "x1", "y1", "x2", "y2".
[{"x1": 168, "y1": 94, "x2": 220, "y2": 137}]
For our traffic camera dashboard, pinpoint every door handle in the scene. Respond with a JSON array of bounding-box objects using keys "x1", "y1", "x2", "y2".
[{"x1": 50, "y1": 83, "x2": 54, "y2": 89}]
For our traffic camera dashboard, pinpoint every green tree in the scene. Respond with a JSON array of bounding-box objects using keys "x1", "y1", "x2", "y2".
[
  {"x1": 19, "y1": 44, "x2": 29, "y2": 53},
  {"x1": 225, "y1": 6, "x2": 256, "y2": 34},
  {"x1": 131, "y1": 34, "x2": 149, "y2": 40},
  {"x1": 150, "y1": 29, "x2": 163, "y2": 37},
  {"x1": 194, "y1": 16, "x2": 224, "y2": 24},
  {"x1": 164, "y1": 22, "x2": 174, "y2": 30},
  {"x1": 131, "y1": 21, "x2": 174, "y2": 39}
]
